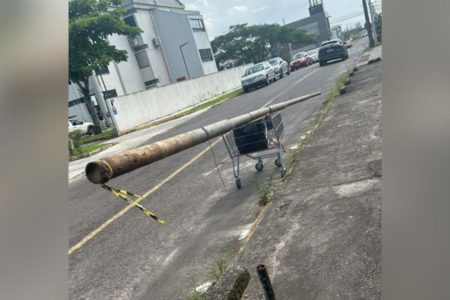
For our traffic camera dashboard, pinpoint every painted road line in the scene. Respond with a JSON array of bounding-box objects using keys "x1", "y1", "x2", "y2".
[
  {"x1": 262, "y1": 68, "x2": 320, "y2": 108},
  {"x1": 294, "y1": 68, "x2": 319, "y2": 85},
  {"x1": 68, "y1": 68, "x2": 320, "y2": 255},
  {"x1": 68, "y1": 139, "x2": 221, "y2": 255}
]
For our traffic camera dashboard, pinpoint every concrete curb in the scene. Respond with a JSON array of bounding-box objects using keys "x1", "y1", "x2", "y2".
[{"x1": 206, "y1": 266, "x2": 250, "y2": 300}]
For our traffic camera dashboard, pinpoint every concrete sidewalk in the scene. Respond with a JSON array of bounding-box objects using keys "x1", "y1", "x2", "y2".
[
  {"x1": 236, "y1": 60, "x2": 382, "y2": 298},
  {"x1": 357, "y1": 45, "x2": 382, "y2": 67}
]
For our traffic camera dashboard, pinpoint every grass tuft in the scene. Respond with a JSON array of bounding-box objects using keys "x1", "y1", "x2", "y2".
[
  {"x1": 80, "y1": 129, "x2": 116, "y2": 145},
  {"x1": 70, "y1": 143, "x2": 115, "y2": 160},
  {"x1": 258, "y1": 175, "x2": 274, "y2": 206},
  {"x1": 210, "y1": 259, "x2": 228, "y2": 281},
  {"x1": 186, "y1": 291, "x2": 207, "y2": 300}
]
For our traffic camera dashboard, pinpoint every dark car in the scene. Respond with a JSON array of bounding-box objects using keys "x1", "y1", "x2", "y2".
[{"x1": 318, "y1": 39, "x2": 348, "y2": 66}]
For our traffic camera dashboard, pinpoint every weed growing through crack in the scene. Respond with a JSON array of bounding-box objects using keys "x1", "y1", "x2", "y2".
[
  {"x1": 258, "y1": 175, "x2": 274, "y2": 206},
  {"x1": 210, "y1": 259, "x2": 228, "y2": 281},
  {"x1": 186, "y1": 291, "x2": 207, "y2": 300},
  {"x1": 326, "y1": 72, "x2": 348, "y2": 102}
]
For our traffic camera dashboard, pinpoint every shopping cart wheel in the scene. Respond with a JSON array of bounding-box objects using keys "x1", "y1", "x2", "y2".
[
  {"x1": 275, "y1": 158, "x2": 282, "y2": 167},
  {"x1": 255, "y1": 162, "x2": 264, "y2": 172},
  {"x1": 236, "y1": 178, "x2": 242, "y2": 189}
]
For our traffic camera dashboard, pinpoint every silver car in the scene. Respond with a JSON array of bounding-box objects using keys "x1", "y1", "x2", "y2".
[
  {"x1": 307, "y1": 49, "x2": 319, "y2": 63},
  {"x1": 241, "y1": 62, "x2": 276, "y2": 93},
  {"x1": 267, "y1": 57, "x2": 290, "y2": 79}
]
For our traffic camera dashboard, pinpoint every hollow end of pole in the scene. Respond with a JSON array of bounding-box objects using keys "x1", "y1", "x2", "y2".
[
  {"x1": 256, "y1": 264, "x2": 267, "y2": 273},
  {"x1": 85, "y1": 161, "x2": 112, "y2": 184}
]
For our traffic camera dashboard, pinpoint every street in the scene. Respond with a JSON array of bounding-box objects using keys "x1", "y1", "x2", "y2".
[{"x1": 69, "y1": 39, "x2": 368, "y2": 299}]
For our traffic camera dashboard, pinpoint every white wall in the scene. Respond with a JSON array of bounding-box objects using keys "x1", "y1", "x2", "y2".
[
  {"x1": 68, "y1": 83, "x2": 94, "y2": 122},
  {"x1": 190, "y1": 17, "x2": 218, "y2": 75},
  {"x1": 107, "y1": 34, "x2": 146, "y2": 94},
  {"x1": 136, "y1": 10, "x2": 173, "y2": 85},
  {"x1": 112, "y1": 64, "x2": 250, "y2": 134},
  {"x1": 69, "y1": 103, "x2": 92, "y2": 122},
  {"x1": 68, "y1": 83, "x2": 83, "y2": 100}
]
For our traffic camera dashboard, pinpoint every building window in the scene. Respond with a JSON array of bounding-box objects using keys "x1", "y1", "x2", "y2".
[
  {"x1": 135, "y1": 51, "x2": 150, "y2": 69},
  {"x1": 190, "y1": 19, "x2": 205, "y2": 31},
  {"x1": 102, "y1": 89, "x2": 117, "y2": 99},
  {"x1": 95, "y1": 65, "x2": 110, "y2": 75},
  {"x1": 124, "y1": 15, "x2": 137, "y2": 27},
  {"x1": 199, "y1": 48, "x2": 214, "y2": 62},
  {"x1": 145, "y1": 79, "x2": 160, "y2": 89}
]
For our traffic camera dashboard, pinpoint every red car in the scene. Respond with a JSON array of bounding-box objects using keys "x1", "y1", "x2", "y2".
[{"x1": 290, "y1": 52, "x2": 312, "y2": 71}]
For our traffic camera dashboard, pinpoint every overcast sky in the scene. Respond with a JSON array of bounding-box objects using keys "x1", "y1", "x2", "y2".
[{"x1": 183, "y1": 0, "x2": 382, "y2": 39}]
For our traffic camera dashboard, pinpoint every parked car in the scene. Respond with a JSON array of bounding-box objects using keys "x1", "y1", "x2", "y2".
[
  {"x1": 290, "y1": 52, "x2": 312, "y2": 71},
  {"x1": 266, "y1": 57, "x2": 290, "y2": 79},
  {"x1": 307, "y1": 49, "x2": 319, "y2": 63},
  {"x1": 68, "y1": 119, "x2": 95, "y2": 135},
  {"x1": 241, "y1": 62, "x2": 276, "y2": 93},
  {"x1": 344, "y1": 40, "x2": 353, "y2": 48},
  {"x1": 318, "y1": 39, "x2": 348, "y2": 66}
]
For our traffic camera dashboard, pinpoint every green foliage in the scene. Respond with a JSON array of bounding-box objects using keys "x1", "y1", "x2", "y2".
[
  {"x1": 69, "y1": 0, "x2": 141, "y2": 83},
  {"x1": 375, "y1": 13, "x2": 382, "y2": 43},
  {"x1": 326, "y1": 72, "x2": 349, "y2": 102},
  {"x1": 210, "y1": 259, "x2": 228, "y2": 280},
  {"x1": 70, "y1": 142, "x2": 115, "y2": 159},
  {"x1": 258, "y1": 175, "x2": 274, "y2": 206},
  {"x1": 211, "y1": 23, "x2": 317, "y2": 67},
  {"x1": 69, "y1": 0, "x2": 141, "y2": 129},
  {"x1": 186, "y1": 291, "x2": 207, "y2": 300},
  {"x1": 352, "y1": 33, "x2": 362, "y2": 41},
  {"x1": 80, "y1": 129, "x2": 115, "y2": 144}
]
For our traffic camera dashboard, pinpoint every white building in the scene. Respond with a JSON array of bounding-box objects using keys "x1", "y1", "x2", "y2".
[{"x1": 69, "y1": 0, "x2": 217, "y2": 123}]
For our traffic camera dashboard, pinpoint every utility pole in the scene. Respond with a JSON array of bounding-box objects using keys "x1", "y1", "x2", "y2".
[
  {"x1": 362, "y1": 0, "x2": 375, "y2": 47},
  {"x1": 86, "y1": 92, "x2": 321, "y2": 184},
  {"x1": 368, "y1": 0, "x2": 378, "y2": 43}
]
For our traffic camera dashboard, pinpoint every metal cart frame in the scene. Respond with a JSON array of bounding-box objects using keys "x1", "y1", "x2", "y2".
[{"x1": 222, "y1": 112, "x2": 286, "y2": 189}]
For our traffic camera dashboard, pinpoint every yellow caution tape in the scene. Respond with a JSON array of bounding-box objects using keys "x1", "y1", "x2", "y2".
[{"x1": 101, "y1": 184, "x2": 166, "y2": 224}]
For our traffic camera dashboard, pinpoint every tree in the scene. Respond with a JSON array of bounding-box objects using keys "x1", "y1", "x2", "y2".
[
  {"x1": 69, "y1": 0, "x2": 141, "y2": 132},
  {"x1": 211, "y1": 23, "x2": 316, "y2": 68}
]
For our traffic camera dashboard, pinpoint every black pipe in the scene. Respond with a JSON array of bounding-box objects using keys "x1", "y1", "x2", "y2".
[{"x1": 257, "y1": 264, "x2": 276, "y2": 300}]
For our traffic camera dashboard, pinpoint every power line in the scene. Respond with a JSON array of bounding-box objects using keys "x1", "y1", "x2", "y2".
[
  {"x1": 330, "y1": 13, "x2": 365, "y2": 24},
  {"x1": 329, "y1": 10, "x2": 365, "y2": 20},
  {"x1": 339, "y1": 21, "x2": 365, "y2": 28},
  {"x1": 330, "y1": 10, "x2": 365, "y2": 19}
]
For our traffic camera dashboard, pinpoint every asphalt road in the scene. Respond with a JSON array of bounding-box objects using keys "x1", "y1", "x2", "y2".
[{"x1": 69, "y1": 39, "x2": 368, "y2": 299}]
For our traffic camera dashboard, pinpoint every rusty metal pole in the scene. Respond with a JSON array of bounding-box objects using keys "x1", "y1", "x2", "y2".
[
  {"x1": 85, "y1": 92, "x2": 321, "y2": 184},
  {"x1": 257, "y1": 264, "x2": 276, "y2": 300}
]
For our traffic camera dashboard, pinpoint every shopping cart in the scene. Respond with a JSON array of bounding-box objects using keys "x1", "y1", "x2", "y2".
[{"x1": 222, "y1": 112, "x2": 286, "y2": 189}]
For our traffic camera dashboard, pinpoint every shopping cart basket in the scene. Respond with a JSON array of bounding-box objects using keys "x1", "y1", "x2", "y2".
[{"x1": 222, "y1": 112, "x2": 286, "y2": 189}]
